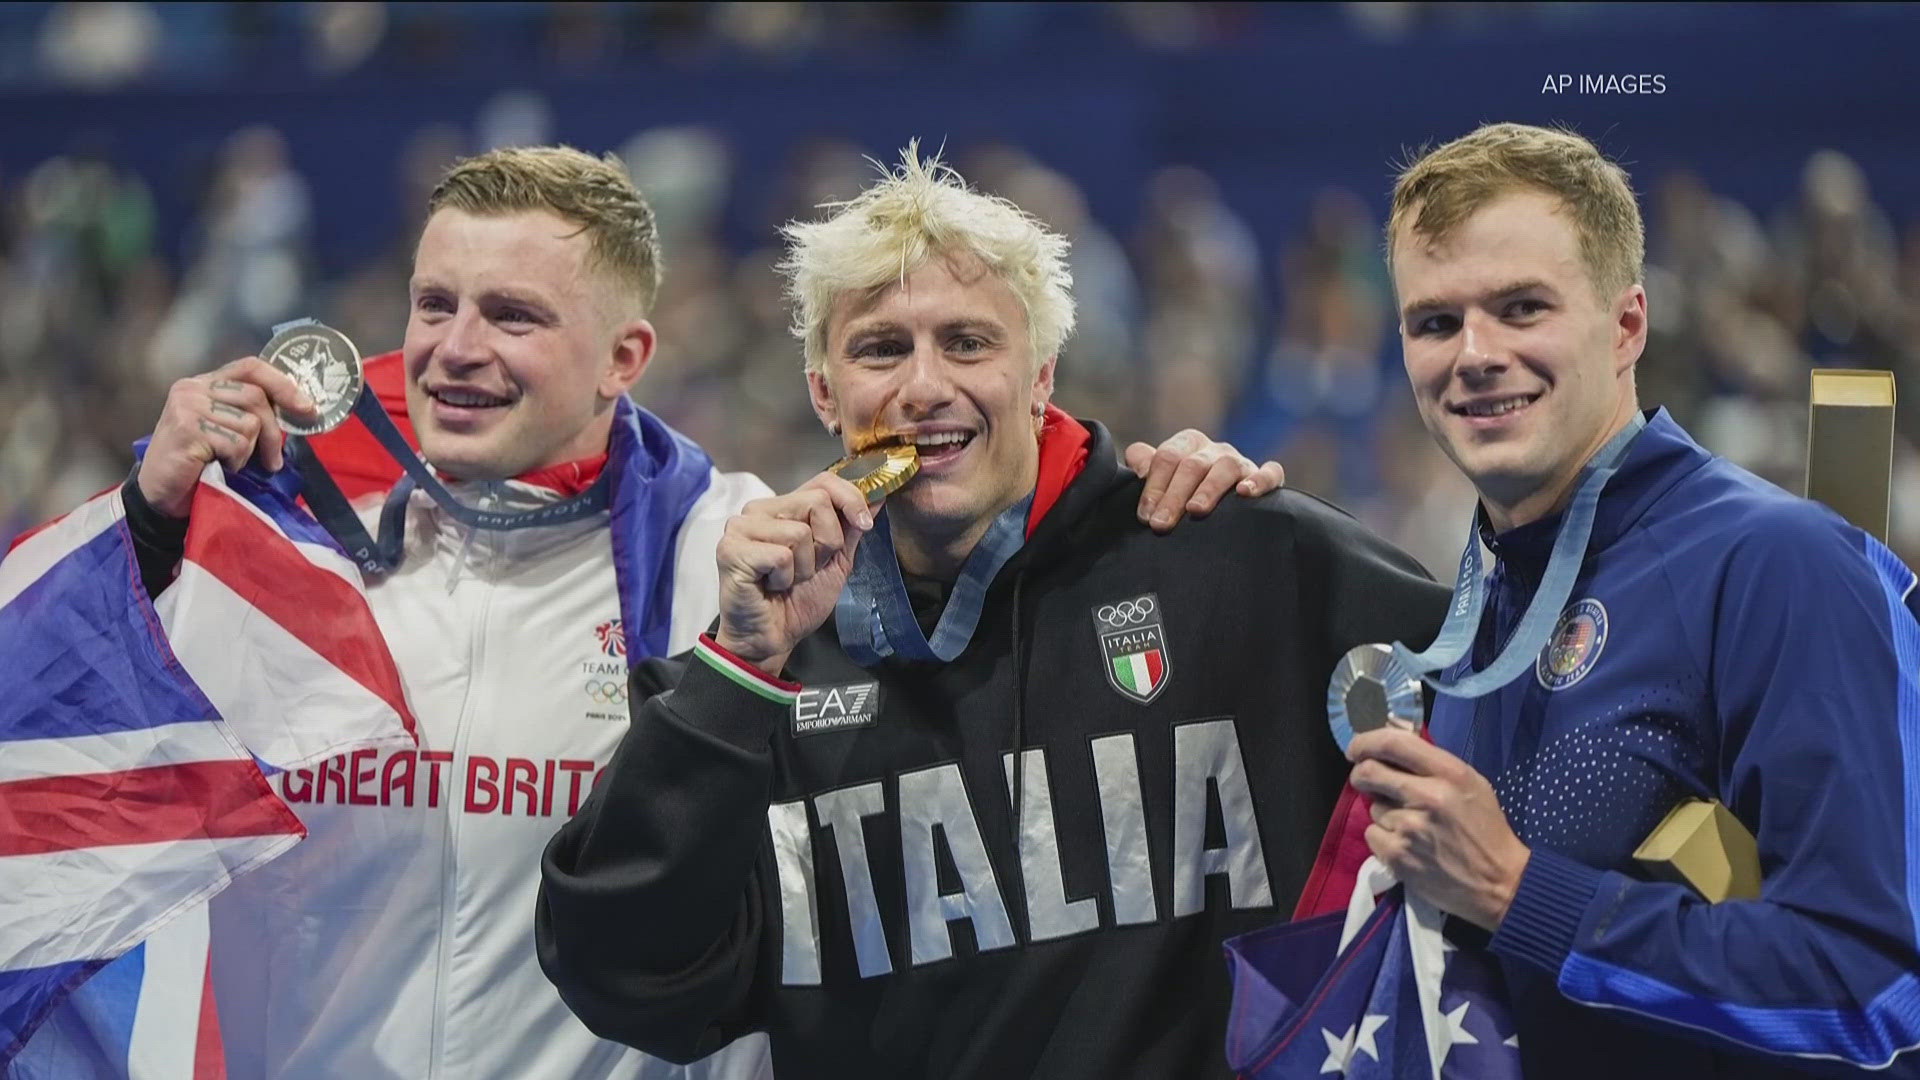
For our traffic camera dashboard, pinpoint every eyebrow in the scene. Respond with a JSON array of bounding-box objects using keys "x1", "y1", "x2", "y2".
[
  {"x1": 841, "y1": 320, "x2": 908, "y2": 347},
  {"x1": 842, "y1": 316, "x2": 1007, "y2": 342},
  {"x1": 1401, "y1": 278, "x2": 1554, "y2": 322},
  {"x1": 408, "y1": 279, "x2": 559, "y2": 313},
  {"x1": 938, "y1": 317, "x2": 1006, "y2": 338},
  {"x1": 480, "y1": 286, "x2": 559, "y2": 313}
]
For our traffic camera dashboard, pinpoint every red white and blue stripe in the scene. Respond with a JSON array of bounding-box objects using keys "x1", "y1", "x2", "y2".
[{"x1": 0, "y1": 463, "x2": 416, "y2": 1076}]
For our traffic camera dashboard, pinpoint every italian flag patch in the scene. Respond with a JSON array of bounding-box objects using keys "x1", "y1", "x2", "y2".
[
  {"x1": 1111, "y1": 649, "x2": 1166, "y2": 697},
  {"x1": 1094, "y1": 593, "x2": 1170, "y2": 704}
]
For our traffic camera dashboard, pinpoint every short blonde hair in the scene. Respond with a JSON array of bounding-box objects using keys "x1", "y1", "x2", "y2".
[
  {"x1": 1389, "y1": 122, "x2": 1644, "y2": 300},
  {"x1": 778, "y1": 142, "x2": 1076, "y2": 373},
  {"x1": 428, "y1": 145, "x2": 662, "y2": 313}
]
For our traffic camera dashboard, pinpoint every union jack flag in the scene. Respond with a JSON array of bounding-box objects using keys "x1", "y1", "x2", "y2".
[{"x1": 0, "y1": 463, "x2": 415, "y2": 1077}]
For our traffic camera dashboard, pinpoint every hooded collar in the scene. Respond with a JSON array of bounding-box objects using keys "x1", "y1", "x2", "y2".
[{"x1": 1026, "y1": 405, "x2": 1092, "y2": 537}]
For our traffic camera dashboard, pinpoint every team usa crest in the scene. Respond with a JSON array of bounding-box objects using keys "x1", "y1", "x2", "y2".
[
  {"x1": 1095, "y1": 593, "x2": 1170, "y2": 704},
  {"x1": 1537, "y1": 598, "x2": 1607, "y2": 690}
]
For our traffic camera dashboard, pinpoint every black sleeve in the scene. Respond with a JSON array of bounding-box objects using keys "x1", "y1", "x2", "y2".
[
  {"x1": 120, "y1": 470, "x2": 189, "y2": 600},
  {"x1": 536, "y1": 647, "x2": 788, "y2": 1064},
  {"x1": 1284, "y1": 491, "x2": 1450, "y2": 662}
]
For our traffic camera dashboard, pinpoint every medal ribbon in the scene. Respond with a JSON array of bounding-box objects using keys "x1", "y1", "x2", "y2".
[
  {"x1": 834, "y1": 494, "x2": 1032, "y2": 664},
  {"x1": 1389, "y1": 412, "x2": 1645, "y2": 699},
  {"x1": 287, "y1": 384, "x2": 612, "y2": 576}
]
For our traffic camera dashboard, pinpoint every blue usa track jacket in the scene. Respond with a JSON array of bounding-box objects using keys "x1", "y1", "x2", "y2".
[{"x1": 1436, "y1": 408, "x2": 1920, "y2": 1076}]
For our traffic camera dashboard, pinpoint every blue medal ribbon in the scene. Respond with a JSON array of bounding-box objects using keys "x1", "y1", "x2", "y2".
[
  {"x1": 286, "y1": 375, "x2": 612, "y2": 577},
  {"x1": 834, "y1": 494, "x2": 1032, "y2": 665},
  {"x1": 1390, "y1": 412, "x2": 1646, "y2": 699}
]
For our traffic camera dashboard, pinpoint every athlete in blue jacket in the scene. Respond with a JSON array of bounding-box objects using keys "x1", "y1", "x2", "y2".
[{"x1": 1344, "y1": 121, "x2": 1920, "y2": 1076}]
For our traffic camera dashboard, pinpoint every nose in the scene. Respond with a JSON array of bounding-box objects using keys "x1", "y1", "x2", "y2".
[
  {"x1": 1453, "y1": 310, "x2": 1509, "y2": 385},
  {"x1": 893, "y1": 341, "x2": 955, "y2": 418},
  {"x1": 435, "y1": 308, "x2": 492, "y2": 372}
]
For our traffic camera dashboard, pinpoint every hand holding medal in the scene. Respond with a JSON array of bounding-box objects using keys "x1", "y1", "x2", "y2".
[
  {"x1": 133, "y1": 340, "x2": 326, "y2": 519},
  {"x1": 827, "y1": 442, "x2": 919, "y2": 503},
  {"x1": 260, "y1": 320, "x2": 364, "y2": 435},
  {"x1": 711, "y1": 442, "x2": 908, "y2": 676}
]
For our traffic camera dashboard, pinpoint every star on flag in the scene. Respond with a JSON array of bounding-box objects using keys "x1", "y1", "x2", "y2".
[
  {"x1": 1319, "y1": 1014, "x2": 1389, "y2": 1074},
  {"x1": 1223, "y1": 858, "x2": 1524, "y2": 1079}
]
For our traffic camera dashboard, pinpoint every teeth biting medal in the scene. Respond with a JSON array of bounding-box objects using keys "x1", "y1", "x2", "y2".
[{"x1": 828, "y1": 443, "x2": 920, "y2": 503}]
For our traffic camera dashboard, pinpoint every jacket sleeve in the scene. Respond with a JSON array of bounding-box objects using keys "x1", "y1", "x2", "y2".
[
  {"x1": 536, "y1": 637, "x2": 796, "y2": 1064},
  {"x1": 119, "y1": 471, "x2": 188, "y2": 599},
  {"x1": 1490, "y1": 509, "x2": 1920, "y2": 1072}
]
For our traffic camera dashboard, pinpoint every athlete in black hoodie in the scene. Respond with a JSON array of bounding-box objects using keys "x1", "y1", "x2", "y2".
[{"x1": 538, "y1": 148, "x2": 1448, "y2": 1078}]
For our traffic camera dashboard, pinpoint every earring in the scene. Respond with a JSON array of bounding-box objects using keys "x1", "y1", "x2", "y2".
[
  {"x1": 827, "y1": 420, "x2": 841, "y2": 436},
  {"x1": 1032, "y1": 402, "x2": 1045, "y2": 417}
]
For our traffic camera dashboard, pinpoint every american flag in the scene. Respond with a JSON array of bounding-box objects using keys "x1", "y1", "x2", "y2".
[
  {"x1": 0, "y1": 462, "x2": 416, "y2": 1077},
  {"x1": 1223, "y1": 859, "x2": 1522, "y2": 1079}
]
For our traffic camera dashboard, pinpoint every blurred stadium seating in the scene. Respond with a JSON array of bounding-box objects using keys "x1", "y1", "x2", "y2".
[{"x1": 1, "y1": 1, "x2": 1916, "y2": 576}]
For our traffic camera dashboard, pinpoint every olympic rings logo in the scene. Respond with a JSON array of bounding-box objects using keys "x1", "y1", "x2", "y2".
[
  {"x1": 1097, "y1": 597, "x2": 1156, "y2": 625},
  {"x1": 584, "y1": 680, "x2": 628, "y2": 705}
]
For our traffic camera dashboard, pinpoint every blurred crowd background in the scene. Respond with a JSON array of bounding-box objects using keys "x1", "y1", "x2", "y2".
[{"x1": 2, "y1": 1, "x2": 1918, "y2": 576}]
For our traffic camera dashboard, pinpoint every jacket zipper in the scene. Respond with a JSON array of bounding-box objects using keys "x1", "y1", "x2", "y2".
[{"x1": 429, "y1": 499, "x2": 499, "y2": 1078}]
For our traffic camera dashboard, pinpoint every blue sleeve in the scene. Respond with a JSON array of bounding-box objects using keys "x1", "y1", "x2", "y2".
[{"x1": 1490, "y1": 509, "x2": 1920, "y2": 1071}]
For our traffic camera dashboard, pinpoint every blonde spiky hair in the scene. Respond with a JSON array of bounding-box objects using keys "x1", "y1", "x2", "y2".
[{"x1": 779, "y1": 141, "x2": 1076, "y2": 373}]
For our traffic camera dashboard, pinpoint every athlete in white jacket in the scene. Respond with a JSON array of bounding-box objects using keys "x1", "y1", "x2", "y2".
[
  {"x1": 128, "y1": 147, "x2": 784, "y2": 1080},
  {"x1": 204, "y1": 449, "x2": 774, "y2": 1080}
]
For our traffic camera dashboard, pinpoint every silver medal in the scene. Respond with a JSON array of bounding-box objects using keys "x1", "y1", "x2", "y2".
[
  {"x1": 262, "y1": 320, "x2": 363, "y2": 435},
  {"x1": 1326, "y1": 643, "x2": 1424, "y2": 752}
]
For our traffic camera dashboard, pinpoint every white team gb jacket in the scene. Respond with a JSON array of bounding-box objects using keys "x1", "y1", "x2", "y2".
[{"x1": 206, "y1": 448, "x2": 774, "y2": 1080}]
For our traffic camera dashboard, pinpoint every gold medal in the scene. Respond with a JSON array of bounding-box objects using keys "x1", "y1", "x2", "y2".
[{"x1": 828, "y1": 444, "x2": 919, "y2": 503}]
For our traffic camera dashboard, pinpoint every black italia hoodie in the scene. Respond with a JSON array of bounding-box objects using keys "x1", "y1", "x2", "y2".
[{"x1": 538, "y1": 413, "x2": 1448, "y2": 1078}]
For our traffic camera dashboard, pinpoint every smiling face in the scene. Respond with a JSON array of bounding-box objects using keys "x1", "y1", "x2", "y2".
[
  {"x1": 808, "y1": 252, "x2": 1054, "y2": 565},
  {"x1": 1392, "y1": 189, "x2": 1646, "y2": 529},
  {"x1": 403, "y1": 208, "x2": 653, "y2": 480}
]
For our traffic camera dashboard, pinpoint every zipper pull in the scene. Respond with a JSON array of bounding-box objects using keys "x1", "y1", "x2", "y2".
[{"x1": 443, "y1": 482, "x2": 501, "y2": 594}]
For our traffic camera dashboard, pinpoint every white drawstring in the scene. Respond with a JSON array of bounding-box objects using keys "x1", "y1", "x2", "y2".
[{"x1": 444, "y1": 481, "x2": 503, "y2": 594}]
